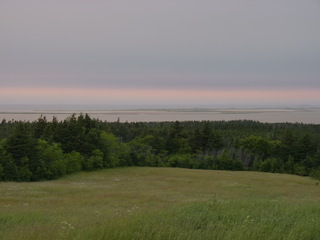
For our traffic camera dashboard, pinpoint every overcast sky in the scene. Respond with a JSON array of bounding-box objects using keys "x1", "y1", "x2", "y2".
[{"x1": 1, "y1": 0, "x2": 320, "y2": 106}]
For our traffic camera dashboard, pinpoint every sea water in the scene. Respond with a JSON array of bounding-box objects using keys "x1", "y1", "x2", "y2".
[{"x1": 0, "y1": 104, "x2": 320, "y2": 124}]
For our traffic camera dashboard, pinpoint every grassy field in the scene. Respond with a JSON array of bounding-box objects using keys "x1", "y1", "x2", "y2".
[{"x1": 1, "y1": 167, "x2": 319, "y2": 240}]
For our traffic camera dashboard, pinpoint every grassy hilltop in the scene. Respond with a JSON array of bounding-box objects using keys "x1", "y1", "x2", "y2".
[{"x1": 1, "y1": 167, "x2": 319, "y2": 240}]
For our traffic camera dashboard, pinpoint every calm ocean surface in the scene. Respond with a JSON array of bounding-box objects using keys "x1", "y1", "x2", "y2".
[{"x1": 1, "y1": 106, "x2": 320, "y2": 124}]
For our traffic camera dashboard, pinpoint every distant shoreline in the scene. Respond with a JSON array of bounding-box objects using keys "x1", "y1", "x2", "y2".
[{"x1": 1, "y1": 107, "x2": 320, "y2": 124}]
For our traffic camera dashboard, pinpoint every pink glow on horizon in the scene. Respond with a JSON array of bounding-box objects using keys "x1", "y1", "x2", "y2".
[{"x1": 1, "y1": 87, "x2": 320, "y2": 105}]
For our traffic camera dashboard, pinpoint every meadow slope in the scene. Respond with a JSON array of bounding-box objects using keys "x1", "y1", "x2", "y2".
[{"x1": 1, "y1": 167, "x2": 319, "y2": 240}]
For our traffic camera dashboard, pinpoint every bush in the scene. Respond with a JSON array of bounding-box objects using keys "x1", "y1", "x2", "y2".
[
  {"x1": 259, "y1": 158, "x2": 284, "y2": 173},
  {"x1": 0, "y1": 164, "x2": 4, "y2": 180},
  {"x1": 65, "y1": 151, "x2": 84, "y2": 173},
  {"x1": 309, "y1": 168, "x2": 320, "y2": 181},
  {"x1": 216, "y1": 151, "x2": 244, "y2": 171},
  {"x1": 167, "y1": 154, "x2": 196, "y2": 168},
  {"x1": 84, "y1": 149, "x2": 103, "y2": 171}
]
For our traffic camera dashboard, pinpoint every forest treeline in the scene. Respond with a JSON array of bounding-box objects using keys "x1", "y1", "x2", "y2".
[{"x1": 0, "y1": 114, "x2": 320, "y2": 181}]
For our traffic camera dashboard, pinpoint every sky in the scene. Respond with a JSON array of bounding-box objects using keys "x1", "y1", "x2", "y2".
[{"x1": 1, "y1": 0, "x2": 320, "y2": 108}]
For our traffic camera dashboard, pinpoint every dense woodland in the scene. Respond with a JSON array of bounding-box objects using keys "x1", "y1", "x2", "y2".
[{"x1": 0, "y1": 114, "x2": 320, "y2": 181}]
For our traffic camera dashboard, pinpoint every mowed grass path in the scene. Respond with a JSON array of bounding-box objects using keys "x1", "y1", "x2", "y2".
[{"x1": 1, "y1": 167, "x2": 319, "y2": 240}]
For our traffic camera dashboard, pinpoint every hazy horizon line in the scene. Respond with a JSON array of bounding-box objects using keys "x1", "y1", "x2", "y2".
[{"x1": 1, "y1": 103, "x2": 320, "y2": 112}]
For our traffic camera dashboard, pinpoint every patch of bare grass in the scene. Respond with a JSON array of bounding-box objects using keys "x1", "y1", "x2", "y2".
[{"x1": 1, "y1": 167, "x2": 319, "y2": 240}]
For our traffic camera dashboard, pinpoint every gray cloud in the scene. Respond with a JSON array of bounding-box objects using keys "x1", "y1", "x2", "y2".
[{"x1": 1, "y1": 0, "x2": 320, "y2": 90}]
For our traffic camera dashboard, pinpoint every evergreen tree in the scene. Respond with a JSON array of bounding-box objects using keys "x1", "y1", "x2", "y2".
[{"x1": 5, "y1": 123, "x2": 38, "y2": 167}]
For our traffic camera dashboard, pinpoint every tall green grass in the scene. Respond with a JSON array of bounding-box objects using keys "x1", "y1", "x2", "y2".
[
  {"x1": 91, "y1": 200, "x2": 320, "y2": 240},
  {"x1": 1, "y1": 167, "x2": 319, "y2": 240}
]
